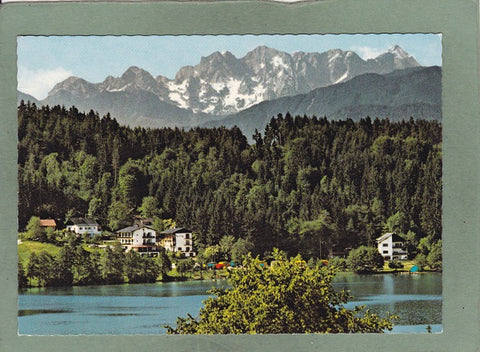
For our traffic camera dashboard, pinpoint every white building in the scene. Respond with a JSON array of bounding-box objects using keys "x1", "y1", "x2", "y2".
[
  {"x1": 376, "y1": 232, "x2": 408, "y2": 260},
  {"x1": 159, "y1": 228, "x2": 196, "y2": 257},
  {"x1": 116, "y1": 225, "x2": 159, "y2": 256},
  {"x1": 66, "y1": 217, "x2": 101, "y2": 236}
]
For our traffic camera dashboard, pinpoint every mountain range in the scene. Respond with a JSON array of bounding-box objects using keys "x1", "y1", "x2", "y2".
[
  {"x1": 205, "y1": 66, "x2": 441, "y2": 139},
  {"x1": 18, "y1": 45, "x2": 440, "y2": 137}
]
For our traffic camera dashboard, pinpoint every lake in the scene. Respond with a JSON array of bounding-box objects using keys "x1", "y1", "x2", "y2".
[{"x1": 18, "y1": 272, "x2": 442, "y2": 335}]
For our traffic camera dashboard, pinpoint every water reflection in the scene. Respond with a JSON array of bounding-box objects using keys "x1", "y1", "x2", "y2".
[{"x1": 18, "y1": 274, "x2": 441, "y2": 335}]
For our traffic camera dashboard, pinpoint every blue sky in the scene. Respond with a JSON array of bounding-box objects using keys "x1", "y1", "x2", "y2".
[{"x1": 17, "y1": 34, "x2": 442, "y2": 100}]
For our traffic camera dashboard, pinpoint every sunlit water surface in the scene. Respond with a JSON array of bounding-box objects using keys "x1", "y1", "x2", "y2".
[{"x1": 18, "y1": 272, "x2": 441, "y2": 335}]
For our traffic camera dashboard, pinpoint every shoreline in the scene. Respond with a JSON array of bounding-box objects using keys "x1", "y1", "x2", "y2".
[{"x1": 20, "y1": 269, "x2": 442, "y2": 290}]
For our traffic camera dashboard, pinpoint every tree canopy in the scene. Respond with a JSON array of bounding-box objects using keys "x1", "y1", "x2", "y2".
[
  {"x1": 18, "y1": 103, "x2": 442, "y2": 260},
  {"x1": 166, "y1": 250, "x2": 395, "y2": 334}
]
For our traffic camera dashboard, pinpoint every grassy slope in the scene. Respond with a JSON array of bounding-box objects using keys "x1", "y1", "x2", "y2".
[{"x1": 18, "y1": 241, "x2": 61, "y2": 264}]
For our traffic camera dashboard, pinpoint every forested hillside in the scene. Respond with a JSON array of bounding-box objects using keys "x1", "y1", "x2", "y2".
[{"x1": 18, "y1": 101, "x2": 441, "y2": 259}]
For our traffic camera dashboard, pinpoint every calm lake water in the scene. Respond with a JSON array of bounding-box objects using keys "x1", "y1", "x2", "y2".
[{"x1": 18, "y1": 272, "x2": 442, "y2": 335}]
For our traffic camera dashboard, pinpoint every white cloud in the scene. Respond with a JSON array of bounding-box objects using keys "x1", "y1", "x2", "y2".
[
  {"x1": 352, "y1": 46, "x2": 386, "y2": 60},
  {"x1": 17, "y1": 66, "x2": 73, "y2": 100}
]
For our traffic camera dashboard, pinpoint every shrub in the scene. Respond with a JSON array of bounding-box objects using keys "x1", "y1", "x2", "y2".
[
  {"x1": 388, "y1": 260, "x2": 404, "y2": 270},
  {"x1": 328, "y1": 256, "x2": 348, "y2": 271},
  {"x1": 426, "y1": 240, "x2": 442, "y2": 270},
  {"x1": 24, "y1": 216, "x2": 46, "y2": 242},
  {"x1": 347, "y1": 246, "x2": 384, "y2": 273},
  {"x1": 176, "y1": 258, "x2": 195, "y2": 277}
]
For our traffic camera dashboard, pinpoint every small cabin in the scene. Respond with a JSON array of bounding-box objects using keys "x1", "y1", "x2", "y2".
[{"x1": 39, "y1": 219, "x2": 56, "y2": 230}]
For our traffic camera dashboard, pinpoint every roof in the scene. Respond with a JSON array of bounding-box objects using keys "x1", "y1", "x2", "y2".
[
  {"x1": 160, "y1": 227, "x2": 191, "y2": 234},
  {"x1": 39, "y1": 219, "x2": 56, "y2": 227},
  {"x1": 133, "y1": 215, "x2": 154, "y2": 226},
  {"x1": 68, "y1": 217, "x2": 99, "y2": 226},
  {"x1": 376, "y1": 232, "x2": 405, "y2": 243},
  {"x1": 117, "y1": 225, "x2": 140, "y2": 233},
  {"x1": 117, "y1": 225, "x2": 156, "y2": 233}
]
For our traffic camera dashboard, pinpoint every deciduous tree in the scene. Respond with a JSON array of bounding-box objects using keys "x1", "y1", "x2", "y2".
[
  {"x1": 347, "y1": 246, "x2": 384, "y2": 273},
  {"x1": 166, "y1": 250, "x2": 395, "y2": 334}
]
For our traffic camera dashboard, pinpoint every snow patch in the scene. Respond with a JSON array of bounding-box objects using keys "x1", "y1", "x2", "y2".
[
  {"x1": 329, "y1": 52, "x2": 340, "y2": 64},
  {"x1": 107, "y1": 83, "x2": 132, "y2": 92},
  {"x1": 253, "y1": 84, "x2": 267, "y2": 96},
  {"x1": 169, "y1": 92, "x2": 189, "y2": 109},
  {"x1": 388, "y1": 45, "x2": 409, "y2": 59},
  {"x1": 199, "y1": 84, "x2": 208, "y2": 98},
  {"x1": 334, "y1": 71, "x2": 349, "y2": 84},
  {"x1": 271, "y1": 56, "x2": 289, "y2": 70},
  {"x1": 224, "y1": 79, "x2": 243, "y2": 107},
  {"x1": 168, "y1": 80, "x2": 187, "y2": 93},
  {"x1": 219, "y1": 78, "x2": 267, "y2": 112},
  {"x1": 306, "y1": 97, "x2": 315, "y2": 111},
  {"x1": 203, "y1": 105, "x2": 217, "y2": 114},
  {"x1": 211, "y1": 82, "x2": 226, "y2": 93}
]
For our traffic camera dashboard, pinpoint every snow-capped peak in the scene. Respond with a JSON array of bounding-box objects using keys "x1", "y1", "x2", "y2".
[
  {"x1": 45, "y1": 45, "x2": 422, "y2": 118},
  {"x1": 388, "y1": 45, "x2": 410, "y2": 59}
]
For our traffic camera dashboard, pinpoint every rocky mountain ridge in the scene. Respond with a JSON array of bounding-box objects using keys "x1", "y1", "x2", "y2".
[
  {"x1": 17, "y1": 45, "x2": 437, "y2": 134},
  {"x1": 39, "y1": 45, "x2": 420, "y2": 118},
  {"x1": 204, "y1": 66, "x2": 441, "y2": 140}
]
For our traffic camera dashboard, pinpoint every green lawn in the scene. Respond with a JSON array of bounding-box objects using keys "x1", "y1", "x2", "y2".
[
  {"x1": 18, "y1": 240, "x2": 61, "y2": 264},
  {"x1": 81, "y1": 243, "x2": 105, "y2": 254},
  {"x1": 381, "y1": 259, "x2": 416, "y2": 272}
]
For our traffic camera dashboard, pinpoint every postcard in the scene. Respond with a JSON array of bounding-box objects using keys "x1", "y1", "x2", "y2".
[
  {"x1": 1, "y1": 1, "x2": 479, "y2": 351},
  {"x1": 16, "y1": 33, "x2": 443, "y2": 336}
]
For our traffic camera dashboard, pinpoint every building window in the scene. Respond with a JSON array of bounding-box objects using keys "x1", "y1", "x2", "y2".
[
  {"x1": 382, "y1": 243, "x2": 388, "y2": 247},
  {"x1": 178, "y1": 247, "x2": 182, "y2": 251},
  {"x1": 186, "y1": 247, "x2": 190, "y2": 252},
  {"x1": 185, "y1": 234, "x2": 190, "y2": 239},
  {"x1": 383, "y1": 250, "x2": 388, "y2": 254}
]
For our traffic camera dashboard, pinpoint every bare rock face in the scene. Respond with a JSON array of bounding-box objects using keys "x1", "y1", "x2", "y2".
[
  {"x1": 27, "y1": 45, "x2": 425, "y2": 131},
  {"x1": 205, "y1": 66, "x2": 441, "y2": 141}
]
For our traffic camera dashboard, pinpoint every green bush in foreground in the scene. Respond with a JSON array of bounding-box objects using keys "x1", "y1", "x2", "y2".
[{"x1": 166, "y1": 250, "x2": 395, "y2": 334}]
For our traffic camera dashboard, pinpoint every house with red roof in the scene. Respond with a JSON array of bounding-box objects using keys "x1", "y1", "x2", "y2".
[{"x1": 39, "y1": 219, "x2": 56, "y2": 230}]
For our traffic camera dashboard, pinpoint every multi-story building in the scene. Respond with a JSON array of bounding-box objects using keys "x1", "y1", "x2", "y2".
[
  {"x1": 116, "y1": 225, "x2": 159, "y2": 256},
  {"x1": 159, "y1": 228, "x2": 196, "y2": 257},
  {"x1": 376, "y1": 232, "x2": 408, "y2": 260}
]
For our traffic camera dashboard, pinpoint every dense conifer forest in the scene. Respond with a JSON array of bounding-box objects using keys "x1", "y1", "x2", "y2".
[{"x1": 18, "y1": 101, "x2": 441, "y2": 259}]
